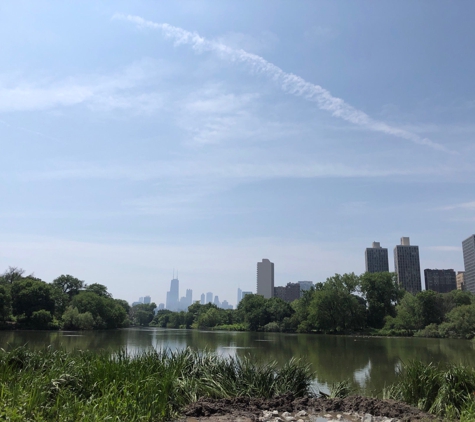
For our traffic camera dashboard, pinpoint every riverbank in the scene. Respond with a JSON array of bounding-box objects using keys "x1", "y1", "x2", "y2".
[{"x1": 2, "y1": 346, "x2": 475, "y2": 421}]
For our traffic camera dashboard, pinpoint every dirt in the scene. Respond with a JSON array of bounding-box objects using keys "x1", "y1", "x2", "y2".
[{"x1": 180, "y1": 394, "x2": 438, "y2": 421}]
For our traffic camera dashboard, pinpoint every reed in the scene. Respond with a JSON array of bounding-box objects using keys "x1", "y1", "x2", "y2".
[{"x1": 0, "y1": 346, "x2": 312, "y2": 421}]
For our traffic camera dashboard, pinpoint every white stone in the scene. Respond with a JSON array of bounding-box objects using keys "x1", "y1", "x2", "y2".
[
  {"x1": 336, "y1": 415, "x2": 342, "y2": 420},
  {"x1": 363, "y1": 414, "x2": 373, "y2": 422},
  {"x1": 297, "y1": 419, "x2": 304, "y2": 422},
  {"x1": 295, "y1": 410, "x2": 307, "y2": 417},
  {"x1": 324, "y1": 415, "x2": 332, "y2": 418},
  {"x1": 282, "y1": 412, "x2": 291, "y2": 417},
  {"x1": 272, "y1": 410, "x2": 279, "y2": 415}
]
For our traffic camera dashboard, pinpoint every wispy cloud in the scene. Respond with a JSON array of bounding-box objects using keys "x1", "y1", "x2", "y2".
[
  {"x1": 0, "y1": 59, "x2": 166, "y2": 114},
  {"x1": 426, "y1": 246, "x2": 462, "y2": 252},
  {"x1": 441, "y1": 201, "x2": 475, "y2": 211},
  {"x1": 114, "y1": 14, "x2": 453, "y2": 154}
]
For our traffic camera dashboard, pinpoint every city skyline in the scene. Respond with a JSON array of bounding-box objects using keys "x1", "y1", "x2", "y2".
[{"x1": 1, "y1": 2, "x2": 474, "y2": 303}]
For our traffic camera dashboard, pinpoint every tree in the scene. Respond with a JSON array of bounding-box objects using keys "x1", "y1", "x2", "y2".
[
  {"x1": 129, "y1": 303, "x2": 156, "y2": 326},
  {"x1": 438, "y1": 304, "x2": 475, "y2": 339},
  {"x1": 0, "y1": 267, "x2": 25, "y2": 284},
  {"x1": 51, "y1": 274, "x2": 85, "y2": 318},
  {"x1": 11, "y1": 278, "x2": 55, "y2": 319},
  {"x1": 307, "y1": 274, "x2": 366, "y2": 333},
  {"x1": 0, "y1": 284, "x2": 12, "y2": 322},
  {"x1": 360, "y1": 272, "x2": 405, "y2": 329},
  {"x1": 237, "y1": 294, "x2": 269, "y2": 331},
  {"x1": 415, "y1": 290, "x2": 445, "y2": 328},
  {"x1": 85, "y1": 283, "x2": 111, "y2": 298}
]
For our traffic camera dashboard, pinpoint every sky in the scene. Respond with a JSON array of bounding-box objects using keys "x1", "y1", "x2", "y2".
[{"x1": 1, "y1": 1, "x2": 474, "y2": 306}]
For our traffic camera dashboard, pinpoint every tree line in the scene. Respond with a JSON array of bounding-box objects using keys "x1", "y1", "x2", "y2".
[
  {"x1": 2, "y1": 266, "x2": 474, "y2": 338},
  {"x1": 149, "y1": 272, "x2": 475, "y2": 339},
  {"x1": 0, "y1": 267, "x2": 129, "y2": 330}
]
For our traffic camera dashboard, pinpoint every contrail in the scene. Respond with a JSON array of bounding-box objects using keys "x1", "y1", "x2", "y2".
[{"x1": 114, "y1": 14, "x2": 451, "y2": 153}]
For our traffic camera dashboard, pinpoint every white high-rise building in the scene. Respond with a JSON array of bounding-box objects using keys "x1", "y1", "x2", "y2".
[
  {"x1": 257, "y1": 259, "x2": 274, "y2": 299},
  {"x1": 200, "y1": 293, "x2": 205, "y2": 304}
]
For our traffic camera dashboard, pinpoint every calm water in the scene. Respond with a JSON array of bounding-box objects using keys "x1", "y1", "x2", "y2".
[{"x1": 1, "y1": 328, "x2": 474, "y2": 394}]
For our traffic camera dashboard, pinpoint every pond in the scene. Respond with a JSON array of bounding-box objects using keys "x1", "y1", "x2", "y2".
[{"x1": 1, "y1": 328, "x2": 474, "y2": 394}]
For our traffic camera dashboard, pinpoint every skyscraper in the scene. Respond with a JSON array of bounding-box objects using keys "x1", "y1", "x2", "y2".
[
  {"x1": 257, "y1": 259, "x2": 274, "y2": 299},
  {"x1": 365, "y1": 242, "x2": 389, "y2": 273},
  {"x1": 456, "y1": 271, "x2": 465, "y2": 290},
  {"x1": 462, "y1": 235, "x2": 475, "y2": 294},
  {"x1": 237, "y1": 288, "x2": 242, "y2": 305},
  {"x1": 143, "y1": 295, "x2": 151, "y2": 304},
  {"x1": 298, "y1": 281, "x2": 313, "y2": 297},
  {"x1": 200, "y1": 293, "x2": 205, "y2": 304},
  {"x1": 206, "y1": 292, "x2": 213, "y2": 304},
  {"x1": 424, "y1": 269, "x2": 456, "y2": 293},
  {"x1": 394, "y1": 237, "x2": 421, "y2": 294},
  {"x1": 166, "y1": 278, "x2": 179, "y2": 311},
  {"x1": 186, "y1": 289, "x2": 192, "y2": 307}
]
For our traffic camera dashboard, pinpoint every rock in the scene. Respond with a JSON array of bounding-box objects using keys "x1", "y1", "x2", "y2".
[
  {"x1": 295, "y1": 411, "x2": 307, "y2": 417},
  {"x1": 272, "y1": 410, "x2": 279, "y2": 416},
  {"x1": 362, "y1": 414, "x2": 373, "y2": 422},
  {"x1": 324, "y1": 415, "x2": 332, "y2": 419}
]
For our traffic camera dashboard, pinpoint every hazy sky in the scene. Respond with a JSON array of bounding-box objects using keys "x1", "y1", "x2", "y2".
[{"x1": 1, "y1": 1, "x2": 474, "y2": 306}]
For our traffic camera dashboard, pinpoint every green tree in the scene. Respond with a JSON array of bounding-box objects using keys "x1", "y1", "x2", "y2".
[
  {"x1": 85, "y1": 283, "x2": 111, "y2": 298},
  {"x1": 62, "y1": 306, "x2": 95, "y2": 330},
  {"x1": 0, "y1": 267, "x2": 25, "y2": 284},
  {"x1": 0, "y1": 285, "x2": 12, "y2": 322},
  {"x1": 30, "y1": 309, "x2": 54, "y2": 330},
  {"x1": 308, "y1": 274, "x2": 366, "y2": 333},
  {"x1": 130, "y1": 303, "x2": 156, "y2": 326},
  {"x1": 360, "y1": 272, "x2": 405, "y2": 328},
  {"x1": 438, "y1": 304, "x2": 475, "y2": 339},
  {"x1": 51, "y1": 274, "x2": 85, "y2": 318},
  {"x1": 416, "y1": 290, "x2": 445, "y2": 328},
  {"x1": 11, "y1": 278, "x2": 55, "y2": 319},
  {"x1": 237, "y1": 294, "x2": 269, "y2": 330}
]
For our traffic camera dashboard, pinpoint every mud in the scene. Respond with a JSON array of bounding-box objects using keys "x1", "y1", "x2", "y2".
[{"x1": 181, "y1": 394, "x2": 437, "y2": 421}]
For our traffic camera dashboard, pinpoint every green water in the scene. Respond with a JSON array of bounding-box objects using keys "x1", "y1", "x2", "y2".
[{"x1": 1, "y1": 328, "x2": 474, "y2": 394}]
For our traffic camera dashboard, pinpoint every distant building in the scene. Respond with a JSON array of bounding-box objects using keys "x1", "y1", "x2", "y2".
[
  {"x1": 298, "y1": 281, "x2": 313, "y2": 297},
  {"x1": 206, "y1": 292, "x2": 213, "y2": 304},
  {"x1": 221, "y1": 300, "x2": 231, "y2": 310},
  {"x1": 139, "y1": 296, "x2": 144, "y2": 303},
  {"x1": 462, "y1": 235, "x2": 475, "y2": 294},
  {"x1": 257, "y1": 259, "x2": 274, "y2": 299},
  {"x1": 237, "y1": 288, "x2": 242, "y2": 305},
  {"x1": 166, "y1": 278, "x2": 179, "y2": 311},
  {"x1": 213, "y1": 295, "x2": 220, "y2": 307},
  {"x1": 365, "y1": 242, "x2": 389, "y2": 273},
  {"x1": 132, "y1": 301, "x2": 142, "y2": 307},
  {"x1": 241, "y1": 291, "x2": 253, "y2": 299},
  {"x1": 273, "y1": 286, "x2": 286, "y2": 301},
  {"x1": 273, "y1": 282, "x2": 300, "y2": 303},
  {"x1": 456, "y1": 271, "x2": 465, "y2": 290},
  {"x1": 200, "y1": 293, "x2": 205, "y2": 304},
  {"x1": 158, "y1": 303, "x2": 165, "y2": 310},
  {"x1": 394, "y1": 237, "x2": 421, "y2": 294},
  {"x1": 143, "y1": 295, "x2": 151, "y2": 304},
  {"x1": 424, "y1": 269, "x2": 457, "y2": 293},
  {"x1": 186, "y1": 289, "x2": 192, "y2": 307}
]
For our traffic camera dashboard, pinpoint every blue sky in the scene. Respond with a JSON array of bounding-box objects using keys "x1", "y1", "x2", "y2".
[{"x1": 1, "y1": 1, "x2": 474, "y2": 305}]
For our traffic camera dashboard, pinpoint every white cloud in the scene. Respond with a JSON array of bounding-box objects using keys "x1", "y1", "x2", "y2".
[
  {"x1": 441, "y1": 201, "x2": 475, "y2": 211},
  {"x1": 115, "y1": 14, "x2": 454, "y2": 154},
  {"x1": 426, "y1": 246, "x2": 463, "y2": 252}
]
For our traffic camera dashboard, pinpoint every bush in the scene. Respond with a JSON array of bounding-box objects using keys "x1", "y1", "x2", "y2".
[
  {"x1": 62, "y1": 306, "x2": 95, "y2": 330},
  {"x1": 30, "y1": 310, "x2": 54, "y2": 330}
]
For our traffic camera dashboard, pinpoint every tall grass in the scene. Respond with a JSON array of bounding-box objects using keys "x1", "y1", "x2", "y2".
[
  {"x1": 0, "y1": 346, "x2": 313, "y2": 421},
  {"x1": 383, "y1": 360, "x2": 475, "y2": 419}
]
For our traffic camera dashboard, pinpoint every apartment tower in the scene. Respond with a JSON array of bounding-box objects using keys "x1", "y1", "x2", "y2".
[
  {"x1": 394, "y1": 237, "x2": 421, "y2": 294},
  {"x1": 365, "y1": 242, "x2": 389, "y2": 273},
  {"x1": 257, "y1": 259, "x2": 274, "y2": 299},
  {"x1": 424, "y1": 269, "x2": 456, "y2": 293},
  {"x1": 462, "y1": 235, "x2": 475, "y2": 294}
]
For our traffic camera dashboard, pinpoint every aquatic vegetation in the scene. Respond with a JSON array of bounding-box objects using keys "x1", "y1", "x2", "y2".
[{"x1": 0, "y1": 346, "x2": 312, "y2": 421}]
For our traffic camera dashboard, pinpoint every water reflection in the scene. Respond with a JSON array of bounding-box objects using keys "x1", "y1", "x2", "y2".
[{"x1": 1, "y1": 329, "x2": 474, "y2": 394}]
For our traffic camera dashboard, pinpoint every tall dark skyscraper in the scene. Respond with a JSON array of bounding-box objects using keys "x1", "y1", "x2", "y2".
[
  {"x1": 394, "y1": 237, "x2": 421, "y2": 294},
  {"x1": 424, "y1": 269, "x2": 456, "y2": 293},
  {"x1": 365, "y1": 242, "x2": 389, "y2": 273},
  {"x1": 166, "y1": 277, "x2": 179, "y2": 311},
  {"x1": 462, "y1": 234, "x2": 475, "y2": 294}
]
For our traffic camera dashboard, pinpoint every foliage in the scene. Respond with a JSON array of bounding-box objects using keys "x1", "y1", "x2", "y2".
[
  {"x1": 62, "y1": 306, "x2": 95, "y2": 330},
  {"x1": 360, "y1": 272, "x2": 404, "y2": 328},
  {"x1": 329, "y1": 379, "x2": 354, "y2": 398},
  {"x1": 129, "y1": 303, "x2": 157, "y2": 326},
  {"x1": 0, "y1": 346, "x2": 313, "y2": 421},
  {"x1": 11, "y1": 278, "x2": 55, "y2": 320},
  {"x1": 0, "y1": 284, "x2": 12, "y2": 322},
  {"x1": 386, "y1": 360, "x2": 475, "y2": 419}
]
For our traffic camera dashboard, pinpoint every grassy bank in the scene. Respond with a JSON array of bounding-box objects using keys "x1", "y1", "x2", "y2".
[{"x1": 0, "y1": 346, "x2": 312, "y2": 421}]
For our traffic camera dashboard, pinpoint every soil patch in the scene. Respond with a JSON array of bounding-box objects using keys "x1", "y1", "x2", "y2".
[{"x1": 182, "y1": 394, "x2": 437, "y2": 421}]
